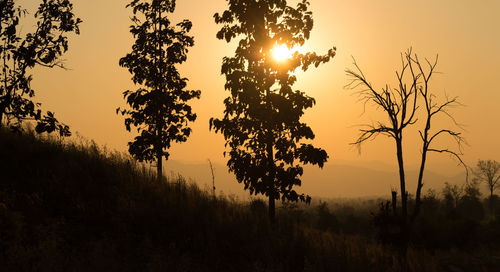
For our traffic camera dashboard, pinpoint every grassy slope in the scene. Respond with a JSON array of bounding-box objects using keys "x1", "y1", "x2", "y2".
[{"x1": 0, "y1": 129, "x2": 497, "y2": 271}]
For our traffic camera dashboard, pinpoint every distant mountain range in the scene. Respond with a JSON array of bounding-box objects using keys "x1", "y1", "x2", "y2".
[{"x1": 164, "y1": 159, "x2": 468, "y2": 200}]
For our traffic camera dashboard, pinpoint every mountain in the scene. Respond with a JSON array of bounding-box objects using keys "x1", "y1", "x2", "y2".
[{"x1": 165, "y1": 159, "x2": 467, "y2": 199}]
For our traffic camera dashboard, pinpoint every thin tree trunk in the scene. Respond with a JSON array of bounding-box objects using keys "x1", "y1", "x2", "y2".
[
  {"x1": 395, "y1": 136, "x2": 409, "y2": 250},
  {"x1": 490, "y1": 187, "x2": 494, "y2": 216},
  {"x1": 157, "y1": 150, "x2": 163, "y2": 181},
  {"x1": 2, "y1": 37, "x2": 8, "y2": 129},
  {"x1": 392, "y1": 190, "x2": 398, "y2": 216},
  {"x1": 396, "y1": 138, "x2": 407, "y2": 221},
  {"x1": 268, "y1": 188, "x2": 275, "y2": 223},
  {"x1": 155, "y1": 5, "x2": 163, "y2": 182},
  {"x1": 264, "y1": 80, "x2": 276, "y2": 223},
  {"x1": 413, "y1": 146, "x2": 427, "y2": 221},
  {"x1": 267, "y1": 135, "x2": 275, "y2": 224}
]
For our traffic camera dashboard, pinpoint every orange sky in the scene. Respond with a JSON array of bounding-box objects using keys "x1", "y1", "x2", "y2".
[{"x1": 20, "y1": 0, "x2": 500, "y2": 196}]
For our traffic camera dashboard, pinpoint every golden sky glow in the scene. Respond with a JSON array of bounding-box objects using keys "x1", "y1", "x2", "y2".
[
  {"x1": 272, "y1": 44, "x2": 297, "y2": 62},
  {"x1": 20, "y1": 0, "x2": 500, "y2": 197}
]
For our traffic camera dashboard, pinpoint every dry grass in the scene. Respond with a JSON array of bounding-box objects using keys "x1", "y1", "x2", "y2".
[{"x1": 0, "y1": 128, "x2": 499, "y2": 271}]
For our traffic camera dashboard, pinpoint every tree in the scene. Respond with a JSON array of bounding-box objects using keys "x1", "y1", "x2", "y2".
[
  {"x1": 346, "y1": 49, "x2": 465, "y2": 245},
  {"x1": 460, "y1": 178, "x2": 484, "y2": 221},
  {"x1": 473, "y1": 159, "x2": 500, "y2": 212},
  {"x1": 210, "y1": 0, "x2": 335, "y2": 222},
  {"x1": 0, "y1": 0, "x2": 81, "y2": 135},
  {"x1": 118, "y1": 0, "x2": 201, "y2": 180},
  {"x1": 442, "y1": 182, "x2": 464, "y2": 209}
]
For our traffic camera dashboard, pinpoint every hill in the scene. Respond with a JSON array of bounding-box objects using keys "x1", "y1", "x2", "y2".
[
  {"x1": 0, "y1": 129, "x2": 498, "y2": 271},
  {"x1": 0, "y1": 129, "x2": 397, "y2": 271}
]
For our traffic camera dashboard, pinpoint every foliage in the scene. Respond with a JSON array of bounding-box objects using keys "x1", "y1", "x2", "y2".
[
  {"x1": 315, "y1": 201, "x2": 339, "y2": 231},
  {"x1": 442, "y1": 182, "x2": 464, "y2": 209},
  {"x1": 0, "y1": 0, "x2": 81, "y2": 135},
  {"x1": 210, "y1": 0, "x2": 335, "y2": 220},
  {"x1": 118, "y1": 0, "x2": 201, "y2": 178}
]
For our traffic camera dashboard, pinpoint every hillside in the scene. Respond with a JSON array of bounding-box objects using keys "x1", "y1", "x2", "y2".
[
  {"x1": 0, "y1": 129, "x2": 396, "y2": 271},
  {"x1": 0, "y1": 129, "x2": 498, "y2": 271}
]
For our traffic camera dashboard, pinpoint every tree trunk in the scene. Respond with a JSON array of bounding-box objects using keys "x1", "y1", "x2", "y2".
[
  {"x1": 157, "y1": 151, "x2": 163, "y2": 181},
  {"x1": 267, "y1": 136, "x2": 276, "y2": 224},
  {"x1": 413, "y1": 145, "x2": 428, "y2": 222},
  {"x1": 392, "y1": 190, "x2": 398, "y2": 216},
  {"x1": 269, "y1": 189, "x2": 275, "y2": 223},
  {"x1": 490, "y1": 187, "x2": 494, "y2": 216},
  {"x1": 396, "y1": 137, "x2": 407, "y2": 221},
  {"x1": 155, "y1": 5, "x2": 163, "y2": 182},
  {"x1": 395, "y1": 136, "x2": 409, "y2": 249},
  {"x1": 156, "y1": 121, "x2": 163, "y2": 181}
]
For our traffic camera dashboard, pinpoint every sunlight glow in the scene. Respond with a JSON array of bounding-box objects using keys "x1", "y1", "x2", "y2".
[{"x1": 272, "y1": 44, "x2": 294, "y2": 62}]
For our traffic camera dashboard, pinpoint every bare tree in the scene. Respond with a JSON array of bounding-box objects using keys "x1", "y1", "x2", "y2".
[
  {"x1": 412, "y1": 54, "x2": 466, "y2": 222},
  {"x1": 442, "y1": 182, "x2": 464, "y2": 209},
  {"x1": 346, "y1": 48, "x2": 465, "y2": 245},
  {"x1": 208, "y1": 159, "x2": 216, "y2": 199},
  {"x1": 473, "y1": 159, "x2": 500, "y2": 211}
]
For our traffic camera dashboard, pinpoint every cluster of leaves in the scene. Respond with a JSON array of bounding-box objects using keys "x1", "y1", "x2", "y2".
[
  {"x1": 0, "y1": 0, "x2": 81, "y2": 136},
  {"x1": 118, "y1": 0, "x2": 200, "y2": 168},
  {"x1": 210, "y1": 0, "x2": 335, "y2": 204}
]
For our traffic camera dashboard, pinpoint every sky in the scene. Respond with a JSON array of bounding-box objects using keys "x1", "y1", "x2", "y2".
[{"x1": 19, "y1": 0, "x2": 500, "y2": 197}]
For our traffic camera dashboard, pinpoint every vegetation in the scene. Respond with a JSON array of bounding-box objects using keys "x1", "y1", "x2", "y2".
[
  {"x1": 473, "y1": 159, "x2": 500, "y2": 215},
  {"x1": 0, "y1": 129, "x2": 499, "y2": 271},
  {"x1": 0, "y1": 0, "x2": 81, "y2": 135},
  {"x1": 346, "y1": 49, "x2": 465, "y2": 247},
  {"x1": 117, "y1": 0, "x2": 201, "y2": 179},
  {"x1": 1, "y1": 1, "x2": 498, "y2": 271},
  {"x1": 210, "y1": 0, "x2": 335, "y2": 222}
]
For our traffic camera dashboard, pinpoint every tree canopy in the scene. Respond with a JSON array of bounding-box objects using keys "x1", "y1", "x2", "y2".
[
  {"x1": 210, "y1": 0, "x2": 335, "y2": 221},
  {"x1": 0, "y1": 0, "x2": 81, "y2": 135},
  {"x1": 118, "y1": 0, "x2": 201, "y2": 178}
]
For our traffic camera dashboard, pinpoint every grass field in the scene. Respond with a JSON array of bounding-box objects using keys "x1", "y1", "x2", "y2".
[{"x1": 0, "y1": 128, "x2": 499, "y2": 271}]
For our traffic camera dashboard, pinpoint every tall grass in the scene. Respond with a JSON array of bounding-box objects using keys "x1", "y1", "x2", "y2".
[{"x1": 0, "y1": 128, "x2": 499, "y2": 271}]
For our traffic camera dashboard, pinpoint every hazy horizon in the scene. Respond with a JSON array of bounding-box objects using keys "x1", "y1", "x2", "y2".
[{"x1": 20, "y1": 0, "x2": 500, "y2": 197}]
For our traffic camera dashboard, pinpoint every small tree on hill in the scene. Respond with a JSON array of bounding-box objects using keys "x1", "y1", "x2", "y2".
[
  {"x1": 473, "y1": 159, "x2": 500, "y2": 213},
  {"x1": 118, "y1": 0, "x2": 201, "y2": 180},
  {"x1": 210, "y1": 0, "x2": 335, "y2": 222},
  {"x1": 0, "y1": 0, "x2": 81, "y2": 135}
]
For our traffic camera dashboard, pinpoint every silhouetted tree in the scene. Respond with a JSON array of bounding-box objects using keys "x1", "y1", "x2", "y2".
[
  {"x1": 346, "y1": 49, "x2": 465, "y2": 246},
  {"x1": 118, "y1": 0, "x2": 201, "y2": 179},
  {"x1": 210, "y1": 0, "x2": 335, "y2": 222},
  {"x1": 442, "y1": 182, "x2": 463, "y2": 209},
  {"x1": 460, "y1": 178, "x2": 484, "y2": 221},
  {"x1": 0, "y1": 0, "x2": 81, "y2": 135},
  {"x1": 473, "y1": 159, "x2": 500, "y2": 213}
]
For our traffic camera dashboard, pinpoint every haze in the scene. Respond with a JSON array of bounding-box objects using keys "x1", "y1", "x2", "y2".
[{"x1": 22, "y1": 0, "x2": 500, "y2": 198}]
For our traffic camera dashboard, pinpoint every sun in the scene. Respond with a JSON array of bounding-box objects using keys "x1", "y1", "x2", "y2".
[{"x1": 272, "y1": 44, "x2": 294, "y2": 62}]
